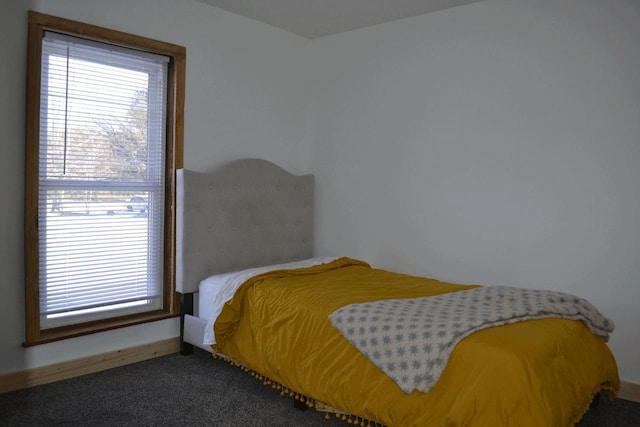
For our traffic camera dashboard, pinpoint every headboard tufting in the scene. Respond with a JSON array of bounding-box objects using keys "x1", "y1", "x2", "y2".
[{"x1": 176, "y1": 158, "x2": 314, "y2": 294}]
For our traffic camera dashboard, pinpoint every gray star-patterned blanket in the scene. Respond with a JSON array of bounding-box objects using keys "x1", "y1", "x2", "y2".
[{"x1": 329, "y1": 286, "x2": 614, "y2": 394}]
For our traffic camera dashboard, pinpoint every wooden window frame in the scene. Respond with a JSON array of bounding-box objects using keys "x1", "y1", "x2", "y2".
[{"x1": 24, "y1": 11, "x2": 185, "y2": 346}]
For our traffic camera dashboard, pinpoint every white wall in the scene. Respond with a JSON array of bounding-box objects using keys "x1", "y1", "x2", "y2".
[
  {"x1": 306, "y1": 0, "x2": 640, "y2": 382},
  {"x1": 0, "y1": 0, "x2": 311, "y2": 375}
]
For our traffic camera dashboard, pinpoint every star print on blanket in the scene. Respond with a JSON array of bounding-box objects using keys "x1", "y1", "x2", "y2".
[{"x1": 329, "y1": 286, "x2": 614, "y2": 394}]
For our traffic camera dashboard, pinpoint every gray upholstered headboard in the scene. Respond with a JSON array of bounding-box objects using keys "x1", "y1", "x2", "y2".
[{"x1": 176, "y1": 158, "x2": 314, "y2": 294}]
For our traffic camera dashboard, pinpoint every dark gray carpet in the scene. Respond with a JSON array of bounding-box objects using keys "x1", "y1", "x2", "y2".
[{"x1": 1, "y1": 348, "x2": 638, "y2": 426}]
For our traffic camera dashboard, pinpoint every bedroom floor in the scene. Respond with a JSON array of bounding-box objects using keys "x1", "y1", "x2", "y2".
[{"x1": 1, "y1": 348, "x2": 638, "y2": 426}]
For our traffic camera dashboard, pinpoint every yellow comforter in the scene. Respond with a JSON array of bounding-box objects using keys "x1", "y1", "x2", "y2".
[{"x1": 213, "y1": 258, "x2": 619, "y2": 426}]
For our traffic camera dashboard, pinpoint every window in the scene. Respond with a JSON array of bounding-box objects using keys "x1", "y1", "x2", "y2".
[{"x1": 25, "y1": 11, "x2": 185, "y2": 345}]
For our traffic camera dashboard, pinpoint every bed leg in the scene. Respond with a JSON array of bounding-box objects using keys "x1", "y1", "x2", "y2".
[
  {"x1": 590, "y1": 393, "x2": 601, "y2": 409},
  {"x1": 180, "y1": 293, "x2": 194, "y2": 356},
  {"x1": 293, "y1": 398, "x2": 308, "y2": 412}
]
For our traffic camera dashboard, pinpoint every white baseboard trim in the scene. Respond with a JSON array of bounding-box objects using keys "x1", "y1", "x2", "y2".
[
  {"x1": 619, "y1": 380, "x2": 640, "y2": 403},
  {"x1": 0, "y1": 337, "x2": 180, "y2": 394}
]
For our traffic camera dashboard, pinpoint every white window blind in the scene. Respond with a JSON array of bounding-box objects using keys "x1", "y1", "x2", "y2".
[{"x1": 38, "y1": 31, "x2": 169, "y2": 328}]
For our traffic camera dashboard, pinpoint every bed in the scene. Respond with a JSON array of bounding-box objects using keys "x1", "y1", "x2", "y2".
[{"x1": 176, "y1": 158, "x2": 619, "y2": 426}]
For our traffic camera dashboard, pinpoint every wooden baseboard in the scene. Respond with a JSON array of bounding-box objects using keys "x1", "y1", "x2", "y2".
[
  {"x1": 2, "y1": 340, "x2": 638, "y2": 404},
  {"x1": 0, "y1": 337, "x2": 180, "y2": 394},
  {"x1": 619, "y1": 380, "x2": 640, "y2": 403}
]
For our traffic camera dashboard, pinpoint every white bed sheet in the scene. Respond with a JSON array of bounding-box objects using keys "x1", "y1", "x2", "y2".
[{"x1": 198, "y1": 256, "x2": 338, "y2": 345}]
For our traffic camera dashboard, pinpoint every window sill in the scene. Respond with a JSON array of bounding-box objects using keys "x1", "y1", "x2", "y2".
[{"x1": 23, "y1": 310, "x2": 179, "y2": 347}]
